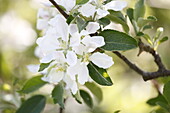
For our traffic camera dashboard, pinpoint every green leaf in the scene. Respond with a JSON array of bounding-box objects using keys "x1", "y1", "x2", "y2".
[
  {"x1": 98, "y1": 17, "x2": 110, "y2": 27},
  {"x1": 76, "y1": 0, "x2": 89, "y2": 5},
  {"x1": 159, "y1": 36, "x2": 168, "y2": 44},
  {"x1": 16, "y1": 95, "x2": 46, "y2": 113},
  {"x1": 137, "y1": 16, "x2": 157, "y2": 29},
  {"x1": 143, "y1": 34, "x2": 152, "y2": 45},
  {"x1": 163, "y1": 81, "x2": 170, "y2": 104},
  {"x1": 99, "y1": 30, "x2": 137, "y2": 51},
  {"x1": 85, "y1": 82, "x2": 103, "y2": 103},
  {"x1": 52, "y1": 84, "x2": 64, "y2": 108},
  {"x1": 76, "y1": 17, "x2": 88, "y2": 32},
  {"x1": 134, "y1": 0, "x2": 145, "y2": 21},
  {"x1": 114, "y1": 110, "x2": 121, "y2": 113},
  {"x1": 147, "y1": 93, "x2": 168, "y2": 106},
  {"x1": 19, "y1": 75, "x2": 47, "y2": 94},
  {"x1": 39, "y1": 62, "x2": 51, "y2": 72},
  {"x1": 106, "y1": 14, "x2": 129, "y2": 33},
  {"x1": 142, "y1": 24, "x2": 153, "y2": 31},
  {"x1": 80, "y1": 90, "x2": 93, "y2": 108},
  {"x1": 66, "y1": 15, "x2": 74, "y2": 24},
  {"x1": 126, "y1": 8, "x2": 134, "y2": 23},
  {"x1": 87, "y1": 62, "x2": 113, "y2": 86},
  {"x1": 73, "y1": 91, "x2": 82, "y2": 104},
  {"x1": 156, "y1": 102, "x2": 170, "y2": 112}
]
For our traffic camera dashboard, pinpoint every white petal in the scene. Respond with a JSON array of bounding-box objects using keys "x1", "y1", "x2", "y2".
[
  {"x1": 47, "y1": 68, "x2": 64, "y2": 84},
  {"x1": 77, "y1": 63, "x2": 89, "y2": 85},
  {"x1": 37, "y1": 8, "x2": 49, "y2": 18},
  {"x1": 86, "y1": 22, "x2": 100, "y2": 34},
  {"x1": 72, "y1": 44, "x2": 86, "y2": 55},
  {"x1": 49, "y1": 15, "x2": 69, "y2": 41},
  {"x1": 60, "y1": 0, "x2": 76, "y2": 12},
  {"x1": 82, "y1": 36, "x2": 105, "y2": 52},
  {"x1": 53, "y1": 51, "x2": 66, "y2": 63},
  {"x1": 104, "y1": 0, "x2": 127, "y2": 11},
  {"x1": 89, "y1": 52, "x2": 114, "y2": 69},
  {"x1": 27, "y1": 64, "x2": 39, "y2": 73},
  {"x1": 78, "y1": 4, "x2": 96, "y2": 17},
  {"x1": 63, "y1": 74, "x2": 78, "y2": 94},
  {"x1": 66, "y1": 51, "x2": 77, "y2": 66},
  {"x1": 67, "y1": 66, "x2": 77, "y2": 80},
  {"x1": 70, "y1": 32, "x2": 81, "y2": 47},
  {"x1": 36, "y1": 36, "x2": 60, "y2": 53},
  {"x1": 69, "y1": 24, "x2": 78, "y2": 35},
  {"x1": 37, "y1": 19, "x2": 48, "y2": 30},
  {"x1": 40, "y1": 53, "x2": 54, "y2": 63},
  {"x1": 91, "y1": 36, "x2": 105, "y2": 47},
  {"x1": 96, "y1": 8, "x2": 109, "y2": 18}
]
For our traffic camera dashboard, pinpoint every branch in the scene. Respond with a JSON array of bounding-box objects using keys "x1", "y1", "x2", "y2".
[
  {"x1": 49, "y1": 0, "x2": 69, "y2": 19},
  {"x1": 113, "y1": 41, "x2": 170, "y2": 81}
]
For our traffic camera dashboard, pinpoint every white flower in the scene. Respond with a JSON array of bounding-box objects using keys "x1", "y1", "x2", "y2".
[
  {"x1": 78, "y1": 0, "x2": 127, "y2": 19},
  {"x1": 54, "y1": 0, "x2": 76, "y2": 12}
]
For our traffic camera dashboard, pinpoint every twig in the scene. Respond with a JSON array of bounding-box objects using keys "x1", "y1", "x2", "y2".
[
  {"x1": 113, "y1": 50, "x2": 170, "y2": 81},
  {"x1": 49, "y1": 0, "x2": 69, "y2": 19}
]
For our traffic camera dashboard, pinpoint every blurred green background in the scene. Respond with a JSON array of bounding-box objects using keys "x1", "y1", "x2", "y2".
[{"x1": 0, "y1": 0, "x2": 170, "y2": 113}]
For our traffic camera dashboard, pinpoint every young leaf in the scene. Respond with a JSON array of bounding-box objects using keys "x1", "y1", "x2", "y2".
[
  {"x1": 163, "y1": 81, "x2": 170, "y2": 104},
  {"x1": 98, "y1": 17, "x2": 110, "y2": 27},
  {"x1": 158, "y1": 36, "x2": 168, "y2": 45},
  {"x1": 76, "y1": 17, "x2": 88, "y2": 32},
  {"x1": 114, "y1": 110, "x2": 121, "y2": 113},
  {"x1": 39, "y1": 62, "x2": 51, "y2": 72},
  {"x1": 76, "y1": 0, "x2": 89, "y2": 5},
  {"x1": 99, "y1": 30, "x2": 137, "y2": 51},
  {"x1": 87, "y1": 62, "x2": 113, "y2": 86},
  {"x1": 137, "y1": 16, "x2": 157, "y2": 29},
  {"x1": 66, "y1": 15, "x2": 74, "y2": 24},
  {"x1": 134, "y1": 0, "x2": 145, "y2": 21},
  {"x1": 52, "y1": 84, "x2": 64, "y2": 108},
  {"x1": 80, "y1": 90, "x2": 93, "y2": 108},
  {"x1": 85, "y1": 82, "x2": 103, "y2": 103},
  {"x1": 142, "y1": 24, "x2": 153, "y2": 31},
  {"x1": 19, "y1": 75, "x2": 47, "y2": 94},
  {"x1": 126, "y1": 8, "x2": 134, "y2": 23},
  {"x1": 73, "y1": 91, "x2": 82, "y2": 104},
  {"x1": 16, "y1": 95, "x2": 46, "y2": 113},
  {"x1": 147, "y1": 93, "x2": 168, "y2": 106},
  {"x1": 106, "y1": 14, "x2": 129, "y2": 33}
]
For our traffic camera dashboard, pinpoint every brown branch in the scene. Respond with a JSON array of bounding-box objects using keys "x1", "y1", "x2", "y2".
[
  {"x1": 113, "y1": 41, "x2": 170, "y2": 81},
  {"x1": 49, "y1": 0, "x2": 69, "y2": 19}
]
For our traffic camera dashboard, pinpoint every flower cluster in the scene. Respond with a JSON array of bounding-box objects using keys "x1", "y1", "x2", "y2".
[{"x1": 31, "y1": 0, "x2": 127, "y2": 95}]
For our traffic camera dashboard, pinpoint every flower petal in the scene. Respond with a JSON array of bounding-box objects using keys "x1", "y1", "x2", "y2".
[
  {"x1": 82, "y1": 36, "x2": 105, "y2": 52},
  {"x1": 69, "y1": 24, "x2": 78, "y2": 35},
  {"x1": 89, "y1": 52, "x2": 114, "y2": 69},
  {"x1": 36, "y1": 36, "x2": 60, "y2": 53},
  {"x1": 85, "y1": 22, "x2": 100, "y2": 34},
  {"x1": 96, "y1": 8, "x2": 109, "y2": 18},
  {"x1": 77, "y1": 63, "x2": 89, "y2": 85},
  {"x1": 49, "y1": 15, "x2": 69, "y2": 41},
  {"x1": 70, "y1": 32, "x2": 81, "y2": 47},
  {"x1": 42, "y1": 68, "x2": 64, "y2": 84},
  {"x1": 66, "y1": 51, "x2": 77, "y2": 66},
  {"x1": 78, "y1": 3, "x2": 96, "y2": 17},
  {"x1": 63, "y1": 74, "x2": 78, "y2": 95},
  {"x1": 104, "y1": 0, "x2": 127, "y2": 11}
]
